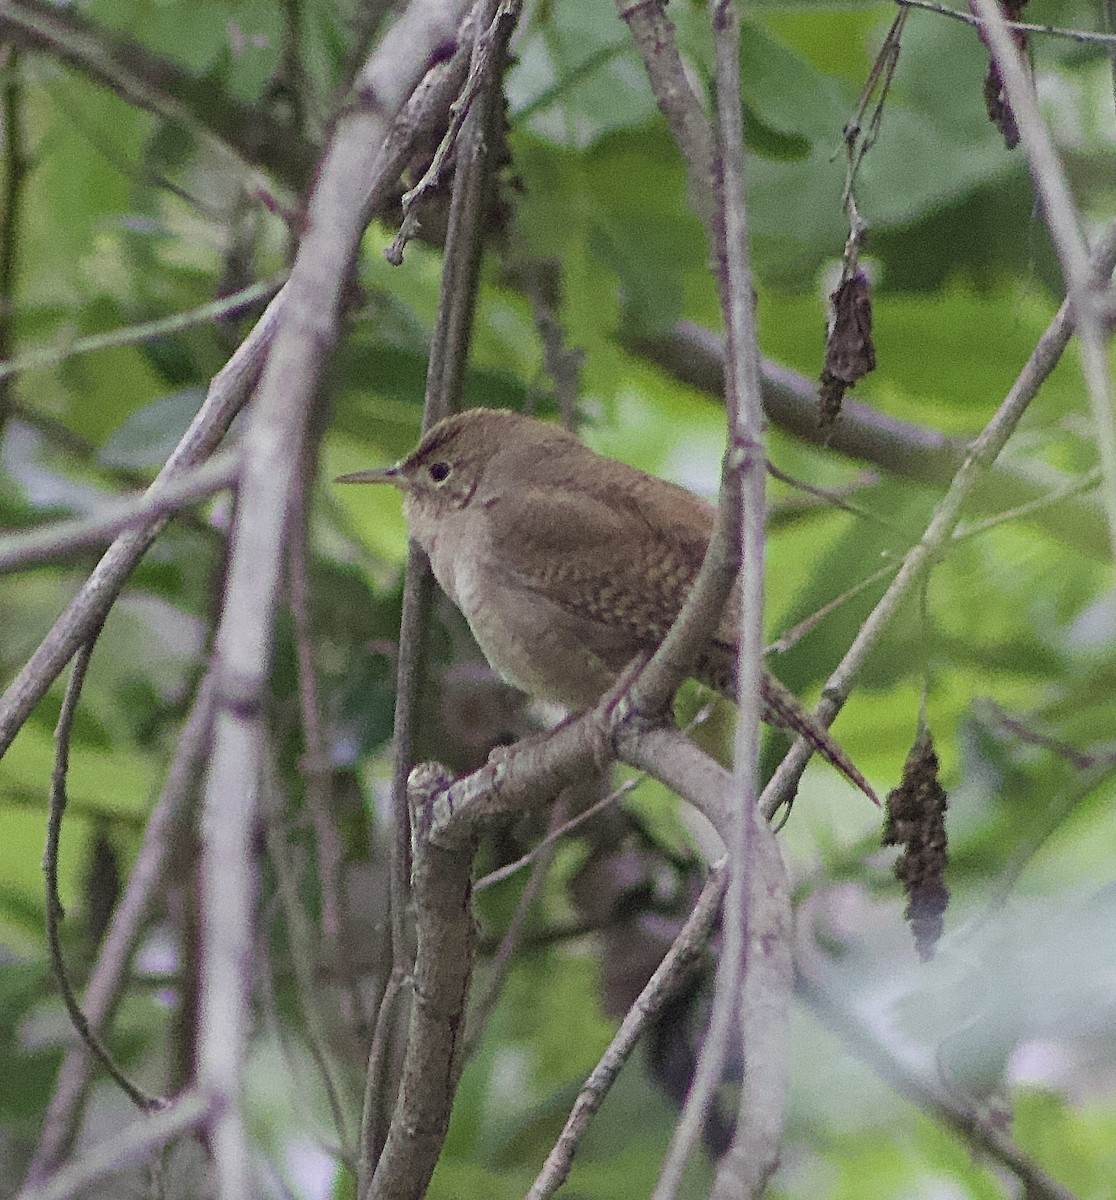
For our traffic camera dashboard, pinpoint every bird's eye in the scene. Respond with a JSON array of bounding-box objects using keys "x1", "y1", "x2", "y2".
[{"x1": 429, "y1": 461, "x2": 452, "y2": 484}]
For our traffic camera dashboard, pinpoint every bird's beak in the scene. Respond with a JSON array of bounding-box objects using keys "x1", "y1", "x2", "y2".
[{"x1": 334, "y1": 464, "x2": 403, "y2": 487}]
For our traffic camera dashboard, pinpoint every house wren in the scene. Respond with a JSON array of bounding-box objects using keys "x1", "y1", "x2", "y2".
[{"x1": 338, "y1": 407, "x2": 873, "y2": 800}]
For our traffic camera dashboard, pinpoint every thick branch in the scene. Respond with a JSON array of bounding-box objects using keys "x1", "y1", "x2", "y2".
[
  {"x1": 196, "y1": 3, "x2": 475, "y2": 1196},
  {"x1": 366, "y1": 765, "x2": 477, "y2": 1200}
]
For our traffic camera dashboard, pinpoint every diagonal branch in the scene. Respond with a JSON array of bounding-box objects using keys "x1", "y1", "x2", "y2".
[
  {"x1": 0, "y1": 10, "x2": 482, "y2": 763},
  {"x1": 761, "y1": 218, "x2": 1116, "y2": 817},
  {"x1": 970, "y1": 0, "x2": 1116, "y2": 569}
]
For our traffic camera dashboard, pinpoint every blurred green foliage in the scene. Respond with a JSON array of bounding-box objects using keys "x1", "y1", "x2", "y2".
[{"x1": 1, "y1": 0, "x2": 1115, "y2": 1196}]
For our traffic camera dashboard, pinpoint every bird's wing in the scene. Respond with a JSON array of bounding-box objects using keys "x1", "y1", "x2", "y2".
[{"x1": 482, "y1": 478, "x2": 712, "y2": 645}]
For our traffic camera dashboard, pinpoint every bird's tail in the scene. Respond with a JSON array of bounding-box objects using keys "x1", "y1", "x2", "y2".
[{"x1": 759, "y1": 670, "x2": 878, "y2": 806}]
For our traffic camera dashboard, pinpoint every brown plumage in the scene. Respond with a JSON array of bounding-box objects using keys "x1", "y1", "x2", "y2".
[{"x1": 338, "y1": 408, "x2": 874, "y2": 802}]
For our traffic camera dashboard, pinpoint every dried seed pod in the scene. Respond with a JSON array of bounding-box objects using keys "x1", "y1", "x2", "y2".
[
  {"x1": 883, "y1": 728, "x2": 949, "y2": 962},
  {"x1": 819, "y1": 269, "x2": 876, "y2": 425}
]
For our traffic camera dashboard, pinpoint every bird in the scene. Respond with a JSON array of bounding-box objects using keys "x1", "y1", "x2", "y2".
[{"x1": 337, "y1": 407, "x2": 875, "y2": 803}]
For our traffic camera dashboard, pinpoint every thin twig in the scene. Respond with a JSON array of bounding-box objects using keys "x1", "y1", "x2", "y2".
[
  {"x1": 374, "y1": 0, "x2": 489, "y2": 995},
  {"x1": 898, "y1": 0, "x2": 1116, "y2": 46},
  {"x1": 44, "y1": 633, "x2": 161, "y2": 1114},
  {"x1": 632, "y1": 324, "x2": 1113, "y2": 561},
  {"x1": 261, "y1": 741, "x2": 359, "y2": 1155},
  {"x1": 970, "y1": 0, "x2": 1116, "y2": 570},
  {"x1": 797, "y1": 959, "x2": 1077, "y2": 1200},
  {"x1": 356, "y1": 968, "x2": 412, "y2": 1198},
  {"x1": 287, "y1": 452, "x2": 352, "y2": 1013},
  {"x1": 0, "y1": 452, "x2": 240, "y2": 575},
  {"x1": 474, "y1": 777, "x2": 640, "y2": 892},
  {"x1": 0, "y1": 274, "x2": 283, "y2": 381},
  {"x1": 766, "y1": 560, "x2": 900, "y2": 657},
  {"x1": 652, "y1": 4, "x2": 778, "y2": 1193},
  {"x1": 0, "y1": 45, "x2": 27, "y2": 439},
  {"x1": 612, "y1": 0, "x2": 742, "y2": 720},
  {"x1": 25, "y1": 675, "x2": 215, "y2": 1185},
  {"x1": 16, "y1": 1088, "x2": 212, "y2": 1200},
  {"x1": 952, "y1": 467, "x2": 1101, "y2": 543},
  {"x1": 474, "y1": 703, "x2": 714, "y2": 893},
  {"x1": 0, "y1": 275, "x2": 284, "y2": 384},
  {"x1": 384, "y1": 0, "x2": 520, "y2": 265},
  {"x1": 464, "y1": 795, "x2": 567, "y2": 1059},
  {"x1": 760, "y1": 219, "x2": 1116, "y2": 819},
  {"x1": 527, "y1": 865, "x2": 728, "y2": 1200}
]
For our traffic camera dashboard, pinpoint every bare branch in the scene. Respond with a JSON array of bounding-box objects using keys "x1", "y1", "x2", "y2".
[
  {"x1": 24, "y1": 676, "x2": 215, "y2": 1185},
  {"x1": 632, "y1": 324, "x2": 1112, "y2": 561},
  {"x1": 197, "y1": 3, "x2": 477, "y2": 1194},
  {"x1": 970, "y1": 0, "x2": 1116, "y2": 569},
  {"x1": 0, "y1": 291, "x2": 282, "y2": 758},
  {"x1": 527, "y1": 865, "x2": 728, "y2": 1200},
  {"x1": 797, "y1": 955, "x2": 1076, "y2": 1200},
  {"x1": 44, "y1": 634, "x2": 160, "y2": 1115},
  {"x1": 712, "y1": 5, "x2": 786, "y2": 1194},
  {"x1": 365, "y1": 765, "x2": 477, "y2": 1200},
  {"x1": 16, "y1": 1089, "x2": 212, "y2": 1200},
  {"x1": 761, "y1": 219, "x2": 1116, "y2": 818},
  {"x1": 898, "y1": 0, "x2": 1116, "y2": 48},
  {"x1": 0, "y1": 275, "x2": 283, "y2": 384},
  {"x1": 382, "y1": 0, "x2": 497, "y2": 988},
  {"x1": 0, "y1": 452, "x2": 239, "y2": 575},
  {"x1": 0, "y1": 46, "x2": 28, "y2": 440},
  {"x1": 0, "y1": 2, "x2": 486, "y2": 762}
]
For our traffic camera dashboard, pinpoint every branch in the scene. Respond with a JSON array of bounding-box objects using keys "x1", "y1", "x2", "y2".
[
  {"x1": 379, "y1": 0, "x2": 493, "y2": 998},
  {"x1": 0, "y1": 291, "x2": 282, "y2": 759},
  {"x1": 527, "y1": 864, "x2": 728, "y2": 1200},
  {"x1": 796, "y1": 957, "x2": 1077, "y2": 1200},
  {"x1": 24, "y1": 676, "x2": 215, "y2": 1185},
  {"x1": 0, "y1": 45, "x2": 27, "y2": 440},
  {"x1": 970, "y1": 0, "x2": 1116, "y2": 568},
  {"x1": 0, "y1": 451, "x2": 239, "y2": 574},
  {"x1": 44, "y1": 634, "x2": 160, "y2": 1115},
  {"x1": 898, "y1": 0, "x2": 1116, "y2": 46},
  {"x1": 196, "y1": 2, "x2": 476, "y2": 1195},
  {"x1": 365, "y1": 765, "x2": 478, "y2": 1200},
  {"x1": 0, "y1": 274, "x2": 283, "y2": 384},
  {"x1": 761, "y1": 218, "x2": 1116, "y2": 818},
  {"x1": 0, "y1": 0, "x2": 488, "y2": 761},
  {"x1": 631, "y1": 323, "x2": 1113, "y2": 561},
  {"x1": 16, "y1": 1089, "x2": 212, "y2": 1200},
  {"x1": 711, "y1": 6, "x2": 787, "y2": 1195}
]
